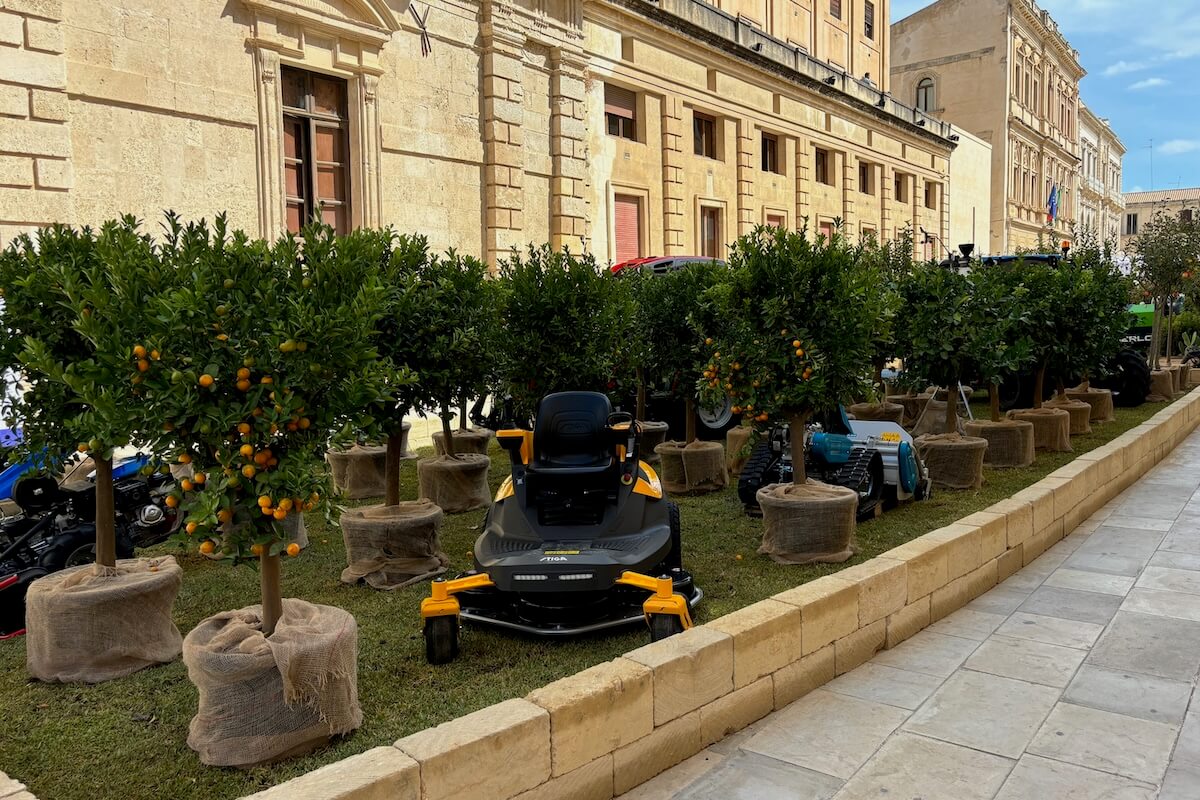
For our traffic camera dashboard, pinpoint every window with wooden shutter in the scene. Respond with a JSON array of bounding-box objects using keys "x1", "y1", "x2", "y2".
[
  {"x1": 815, "y1": 147, "x2": 833, "y2": 186},
  {"x1": 864, "y1": 1, "x2": 875, "y2": 38},
  {"x1": 761, "y1": 132, "x2": 780, "y2": 173},
  {"x1": 766, "y1": 213, "x2": 786, "y2": 229},
  {"x1": 694, "y1": 112, "x2": 717, "y2": 159},
  {"x1": 614, "y1": 194, "x2": 642, "y2": 263},
  {"x1": 605, "y1": 84, "x2": 637, "y2": 141},
  {"x1": 281, "y1": 66, "x2": 350, "y2": 234},
  {"x1": 700, "y1": 206, "x2": 722, "y2": 258},
  {"x1": 830, "y1": 0, "x2": 841, "y2": 20}
]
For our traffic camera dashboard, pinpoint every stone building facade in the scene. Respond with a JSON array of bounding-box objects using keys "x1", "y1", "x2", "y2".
[
  {"x1": 0, "y1": 0, "x2": 954, "y2": 265},
  {"x1": 890, "y1": 0, "x2": 1083, "y2": 254},
  {"x1": 1077, "y1": 104, "x2": 1124, "y2": 244},
  {"x1": 1120, "y1": 187, "x2": 1200, "y2": 252}
]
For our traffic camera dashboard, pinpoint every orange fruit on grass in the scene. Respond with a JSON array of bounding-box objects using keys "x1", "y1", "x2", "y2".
[
  {"x1": 199, "y1": 540, "x2": 215, "y2": 554},
  {"x1": 286, "y1": 543, "x2": 301, "y2": 557}
]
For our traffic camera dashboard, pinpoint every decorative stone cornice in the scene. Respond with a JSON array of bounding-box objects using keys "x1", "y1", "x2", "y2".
[{"x1": 241, "y1": 0, "x2": 399, "y2": 46}]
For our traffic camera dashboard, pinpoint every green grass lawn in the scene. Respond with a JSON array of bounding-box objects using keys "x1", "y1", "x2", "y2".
[{"x1": 0, "y1": 399, "x2": 1176, "y2": 799}]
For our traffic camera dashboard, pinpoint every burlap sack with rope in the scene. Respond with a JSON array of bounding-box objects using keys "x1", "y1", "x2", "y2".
[
  {"x1": 1047, "y1": 397, "x2": 1092, "y2": 435},
  {"x1": 757, "y1": 480, "x2": 858, "y2": 565},
  {"x1": 417, "y1": 453, "x2": 491, "y2": 513},
  {"x1": 637, "y1": 420, "x2": 670, "y2": 466},
  {"x1": 1066, "y1": 387, "x2": 1115, "y2": 423},
  {"x1": 184, "y1": 599, "x2": 362, "y2": 768},
  {"x1": 847, "y1": 402, "x2": 904, "y2": 424},
  {"x1": 911, "y1": 397, "x2": 965, "y2": 437},
  {"x1": 1169, "y1": 365, "x2": 1183, "y2": 394},
  {"x1": 25, "y1": 557, "x2": 182, "y2": 683},
  {"x1": 725, "y1": 426, "x2": 755, "y2": 478},
  {"x1": 327, "y1": 445, "x2": 388, "y2": 500},
  {"x1": 432, "y1": 427, "x2": 494, "y2": 457},
  {"x1": 340, "y1": 500, "x2": 448, "y2": 590},
  {"x1": 1147, "y1": 370, "x2": 1175, "y2": 403},
  {"x1": 915, "y1": 434, "x2": 988, "y2": 489},
  {"x1": 1007, "y1": 408, "x2": 1071, "y2": 452},
  {"x1": 888, "y1": 394, "x2": 930, "y2": 428},
  {"x1": 964, "y1": 420, "x2": 1034, "y2": 468},
  {"x1": 654, "y1": 441, "x2": 727, "y2": 495},
  {"x1": 923, "y1": 386, "x2": 974, "y2": 403}
]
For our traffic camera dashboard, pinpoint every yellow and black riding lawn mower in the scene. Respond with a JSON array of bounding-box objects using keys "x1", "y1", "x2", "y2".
[{"x1": 420, "y1": 391, "x2": 702, "y2": 664}]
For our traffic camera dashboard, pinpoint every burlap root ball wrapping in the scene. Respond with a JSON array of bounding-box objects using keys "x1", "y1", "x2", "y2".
[
  {"x1": 637, "y1": 421, "x2": 670, "y2": 466},
  {"x1": 1066, "y1": 388, "x2": 1115, "y2": 423},
  {"x1": 725, "y1": 426, "x2": 755, "y2": 478},
  {"x1": 655, "y1": 440, "x2": 727, "y2": 495},
  {"x1": 417, "y1": 453, "x2": 491, "y2": 513},
  {"x1": 340, "y1": 500, "x2": 448, "y2": 590},
  {"x1": 888, "y1": 394, "x2": 930, "y2": 428},
  {"x1": 847, "y1": 402, "x2": 904, "y2": 424},
  {"x1": 1047, "y1": 398, "x2": 1092, "y2": 435},
  {"x1": 923, "y1": 386, "x2": 974, "y2": 403},
  {"x1": 964, "y1": 420, "x2": 1034, "y2": 468},
  {"x1": 911, "y1": 398, "x2": 965, "y2": 437},
  {"x1": 25, "y1": 556, "x2": 183, "y2": 683},
  {"x1": 432, "y1": 427, "x2": 494, "y2": 457},
  {"x1": 1148, "y1": 370, "x2": 1175, "y2": 403},
  {"x1": 327, "y1": 445, "x2": 388, "y2": 500},
  {"x1": 1007, "y1": 408, "x2": 1071, "y2": 452},
  {"x1": 183, "y1": 599, "x2": 362, "y2": 768},
  {"x1": 915, "y1": 434, "x2": 988, "y2": 490},
  {"x1": 756, "y1": 480, "x2": 858, "y2": 565}
]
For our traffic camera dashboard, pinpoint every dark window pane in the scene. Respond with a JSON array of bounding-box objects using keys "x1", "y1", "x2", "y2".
[
  {"x1": 312, "y1": 76, "x2": 345, "y2": 117},
  {"x1": 283, "y1": 120, "x2": 302, "y2": 158},
  {"x1": 281, "y1": 68, "x2": 307, "y2": 111}
]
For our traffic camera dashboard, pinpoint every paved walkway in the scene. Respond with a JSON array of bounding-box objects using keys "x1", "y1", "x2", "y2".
[{"x1": 624, "y1": 429, "x2": 1200, "y2": 799}]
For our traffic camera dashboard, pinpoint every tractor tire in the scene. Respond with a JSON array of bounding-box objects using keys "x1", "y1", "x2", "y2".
[
  {"x1": 1098, "y1": 349, "x2": 1152, "y2": 408},
  {"x1": 666, "y1": 502, "x2": 683, "y2": 570}
]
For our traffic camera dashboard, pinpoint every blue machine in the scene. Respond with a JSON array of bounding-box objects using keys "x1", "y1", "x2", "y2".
[{"x1": 0, "y1": 429, "x2": 152, "y2": 502}]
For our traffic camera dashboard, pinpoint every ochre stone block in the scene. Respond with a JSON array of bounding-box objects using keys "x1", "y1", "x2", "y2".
[
  {"x1": 699, "y1": 676, "x2": 774, "y2": 748},
  {"x1": 612, "y1": 711, "x2": 701, "y2": 795},
  {"x1": 511, "y1": 755, "x2": 614, "y2": 800},
  {"x1": 625, "y1": 627, "x2": 733, "y2": 726},
  {"x1": 705, "y1": 599, "x2": 802, "y2": 689},
  {"x1": 774, "y1": 576, "x2": 859, "y2": 656},
  {"x1": 772, "y1": 644, "x2": 835, "y2": 708},
  {"x1": 924, "y1": 523, "x2": 983, "y2": 581},
  {"x1": 1012, "y1": 484, "x2": 1056, "y2": 534},
  {"x1": 997, "y1": 547, "x2": 1023, "y2": 582},
  {"x1": 965, "y1": 559, "x2": 999, "y2": 600},
  {"x1": 987, "y1": 497, "x2": 1033, "y2": 548},
  {"x1": 831, "y1": 557, "x2": 908, "y2": 626},
  {"x1": 239, "y1": 747, "x2": 418, "y2": 800},
  {"x1": 930, "y1": 575, "x2": 970, "y2": 622},
  {"x1": 886, "y1": 596, "x2": 931, "y2": 648},
  {"x1": 526, "y1": 658, "x2": 653, "y2": 776},
  {"x1": 394, "y1": 699, "x2": 550, "y2": 800},
  {"x1": 958, "y1": 511, "x2": 1006, "y2": 561},
  {"x1": 834, "y1": 619, "x2": 886, "y2": 675},
  {"x1": 883, "y1": 537, "x2": 949, "y2": 603}
]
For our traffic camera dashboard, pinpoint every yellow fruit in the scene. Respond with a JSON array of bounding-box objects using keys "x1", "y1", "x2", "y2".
[
  {"x1": 239, "y1": 444, "x2": 254, "y2": 458},
  {"x1": 260, "y1": 376, "x2": 273, "y2": 385},
  {"x1": 792, "y1": 339, "x2": 801, "y2": 348},
  {"x1": 261, "y1": 506, "x2": 274, "y2": 516},
  {"x1": 137, "y1": 359, "x2": 150, "y2": 372},
  {"x1": 705, "y1": 337, "x2": 713, "y2": 345},
  {"x1": 216, "y1": 333, "x2": 229, "y2": 342},
  {"x1": 273, "y1": 508, "x2": 287, "y2": 521},
  {"x1": 76, "y1": 442, "x2": 88, "y2": 453},
  {"x1": 731, "y1": 405, "x2": 742, "y2": 414},
  {"x1": 185, "y1": 521, "x2": 198, "y2": 535},
  {"x1": 735, "y1": 553, "x2": 743, "y2": 561},
  {"x1": 178, "y1": 453, "x2": 192, "y2": 464},
  {"x1": 236, "y1": 379, "x2": 251, "y2": 392},
  {"x1": 150, "y1": 349, "x2": 160, "y2": 360},
  {"x1": 199, "y1": 374, "x2": 214, "y2": 388},
  {"x1": 286, "y1": 543, "x2": 301, "y2": 557},
  {"x1": 258, "y1": 495, "x2": 272, "y2": 508},
  {"x1": 237, "y1": 367, "x2": 251, "y2": 380},
  {"x1": 193, "y1": 472, "x2": 206, "y2": 484},
  {"x1": 298, "y1": 417, "x2": 311, "y2": 430},
  {"x1": 795, "y1": 349, "x2": 803, "y2": 357},
  {"x1": 279, "y1": 498, "x2": 294, "y2": 512},
  {"x1": 241, "y1": 465, "x2": 256, "y2": 478},
  {"x1": 217, "y1": 509, "x2": 233, "y2": 524},
  {"x1": 199, "y1": 540, "x2": 215, "y2": 554},
  {"x1": 250, "y1": 543, "x2": 265, "y2": 557}
]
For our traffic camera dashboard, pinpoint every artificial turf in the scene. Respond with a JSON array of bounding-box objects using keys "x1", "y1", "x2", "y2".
[{"x1": 0, "y1": 397, "x2": 1178, "y2": 800}]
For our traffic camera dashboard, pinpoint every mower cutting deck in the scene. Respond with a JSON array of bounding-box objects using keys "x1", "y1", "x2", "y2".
[{"x1": 420, "y1": 391, "x2": 701, "y2": 664}]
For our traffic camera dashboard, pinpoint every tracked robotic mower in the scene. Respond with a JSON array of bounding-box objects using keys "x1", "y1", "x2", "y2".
[{"x1": 420, "y1": 391, "x2": 701, "y2": 664}]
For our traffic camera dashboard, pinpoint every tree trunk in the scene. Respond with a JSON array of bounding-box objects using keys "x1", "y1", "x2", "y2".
[
  {"x1": 260, "y1": 551, "x2": 282, "y2": 638},
  {"x1": 384, "y1": 431, "x2": 403, "y2": 507},
  {"x1": 989, "y1": 381, "x2": 1001, "y2": 423},
  {"x1": 1167, "y1": 300, "x2": 1176, "y2": 364},
  {"x1": 1056, "y1": 376, "x2": 1067, "y2": 399},
  {"x1": 684, "y1": 396, "x2": 697, "y2": 444},
  {"x1": 459, "y1": 396, "x2": 468, "y2": 431},
  {"x1": 1032, "y1": 365, "x2": 1046, "y2": 410},
  {"x1": 789, "y1": 413, "x2": 810, "y2": 484},
  {"x1": 635, "y1": 367, "x2": 647, "y2": 422},
  {"x1": 441, "y1": 404, "x2": 457, "y2": 458},
  {"x1": 93, "y1": 455, "x2": 116, "y2": 569},
  {"x1": 1080, "y1": 372, "x2": 1090, "y2": 391},
  {"x1": 1150, "y1": 301, "x2": 1162, "y2": 370},
  {"x1": 944, "y1": 384, "x2": 959, "y2": 435}
]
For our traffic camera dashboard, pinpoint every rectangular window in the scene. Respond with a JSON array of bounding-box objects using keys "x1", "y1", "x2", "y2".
[
  {"x1": 861, "y1": 225, "x2": 877, "y2": 242},
  {"x1": 694, "y1": 112, "x2": 717, "y2": 159},
  {"x1": 815, "y1": 147, "x2": 833, "y2": 186},
  {"x1": 761, "y1": 132, "x2": 780, "y2": 174},
  {"x1": 864, "y1": 1, "x2": 875, "y2": 38},
  {"x1": 858, "y1": 161, "x2": 874, "y2": 195},
  {"x1": 1033, "y1": 79, "x2": 1039, "y2": 114},
  {"x1": 605, "y1": 84, "x2": 637, "y2": 141},
  {"x1": 830, "y1": 0, "x2": 841, "y2": 19},
  {"x1": 1182, "y1": 209, "x2": 1195, "y2": 224},
  {"x1": 613, "y1": 194, "x2": 642, "y2": 263},
  {"x1": 819, "y1": 220, "x2": 834, "y2": 240},
  {"x1": 894, "y1": 172, "x2": 908, "y2": 203},
  {"x1": 766, "y1": 213, "x2": 786, "y2": 229},
  {"x1": 1125, "y1": 213, "x2": 1138, "y2": 235},
  {"x1": 700, "y1": 206, "x2": 722, "y2": 258},
  {"x1": 281, "y1": 66, "x2": 350, "y2": 234},
  {"x1": 924, "y1": 181, "x2": 938, "y2": 210}
]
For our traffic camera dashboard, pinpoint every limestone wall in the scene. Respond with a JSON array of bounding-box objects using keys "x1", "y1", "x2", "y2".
[{"x1": 948, "y1": 126, "x2": 992, "y2": 252}]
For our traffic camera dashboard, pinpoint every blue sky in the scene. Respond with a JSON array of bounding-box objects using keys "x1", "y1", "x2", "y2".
[{"x1": 891, "y1": 0, "x2": 1200, "y2": 192}]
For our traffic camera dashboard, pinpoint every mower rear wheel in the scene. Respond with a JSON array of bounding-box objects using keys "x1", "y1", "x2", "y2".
[
  {"x1": 424, "y1": 615, "x2": 459, "y2": 665},
  {"x1": 667, "y1": 502, "x2": 682, "y2": 570},
  {"x1": 648, "y1": 613, "x2": 685, "y2": 642}
]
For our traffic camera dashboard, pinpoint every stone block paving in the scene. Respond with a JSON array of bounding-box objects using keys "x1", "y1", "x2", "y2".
[{"x1": 621, "y1": 431, "x2": 1200, "y2": 799}]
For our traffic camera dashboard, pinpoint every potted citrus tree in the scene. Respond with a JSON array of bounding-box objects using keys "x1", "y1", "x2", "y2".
[
  {"x1": 0, "y1": 220, "x2": 184, "y2": 683},
  {"x1": 142, "y1": 217, "x2": 390, "y2": 766},
  {"x1": 1065, "y1": 239, "x2": 1136, "y2": 419},
  {"x1": 701, "y1": 224, "x2": 885, "y2": 564}
]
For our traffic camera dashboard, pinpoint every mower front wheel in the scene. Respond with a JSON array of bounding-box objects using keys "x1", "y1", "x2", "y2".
[
  {"x1": 424, "y1": 615, "x2": 460, "y2": 665},
  {"x1": 648, "y1": 613, "x2": 685, "y2": 642}
]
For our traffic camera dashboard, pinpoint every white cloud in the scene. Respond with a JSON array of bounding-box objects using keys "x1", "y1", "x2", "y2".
[
  {"x1": 1103, "y1": 60, "x2": 1147, "y2": 76},
  {"x1": 1128, "y1": 77, "x2": 1169, "y2": 91},
  {"x1": 1160, "y1": 140, "x2": 1200, "y2": 156},
  {"x1": 1129, "y1": 186, "x2": 1146, "y2": 193}
]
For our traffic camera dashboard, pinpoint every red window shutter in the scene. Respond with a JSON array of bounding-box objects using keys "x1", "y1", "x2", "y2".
[
  {"x1": 605, "y1": 85, "x2": 636, "y2": 120},
  {"x1": 614, "y1": 195, "x2": 641, "y2": 263},
  {"x1": 767, "y1": 214, "x2": 785, "y2": 229}
]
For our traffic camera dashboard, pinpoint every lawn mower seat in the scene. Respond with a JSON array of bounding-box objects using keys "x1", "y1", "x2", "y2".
[{"x1": 529, "y1": 392, "x2": 615, "y2": 476}]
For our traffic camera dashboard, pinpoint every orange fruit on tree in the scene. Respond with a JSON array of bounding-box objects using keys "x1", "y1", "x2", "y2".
[
  {"x1": 178, "y1": 453, "x2": 192, "y2": 464},
  {"x1": 132, "y1": 345, "x2": 147, "y2": 359},
  {"x1": 137, "y1": 359, "x2": 150, "y2": 372},
  {"x1": 236, "y1": 379, "x2": 251, "y2": 392},
  {"x1": 237, "y1": 367, "x2": 251, "y2": 380},
  {"x1": 216, "y1": 333, "x2": 229, "y2": 342},
  {"x1": 792, "y1": 339, "x2": 801, "y2": 348},
  {"x1": 272, "y1": 508, "x2": 287, "y2": 521},
  {"x1": 251, "y1": 407, "x2": 263, "y2": 417},
  {"x1": 298, "y1": 417, "x2": 311, "y2": 430},
  {"x1": 150, "y1": 349, "x2": 160, "y2": 360},
  {"x1": 260, "y1": 376, "x2": 273, "y2": 385},
  {"x1": 180, "y1": 479, "x2": 194, "y2": 492},
  {"x1": 199, "y1": 540, "x2": 215, "y2": 555},
  {"x1": 165, "y1": 495, "x2": 179, "y2": 508},
  {"x1": 239, "y1": 444, "x2": 254, "y2": 458},
  {"x1": 279, "y1": 498, "x2": 294, "y2": 512},
  {"x1": 193, "y1": 472, "x2": 206, "y2": 484},
  {"x1": 267, "y1": 457, "x2": 278, "y2": 467},
  {"x1": 286, "y1": 422, "x2": 298, "y2": 432},
  {"x1": 76, "y1": 442, "x2": 88, "y2": 453},
  {"x1": 261, "y1": 506, "x2": 274, "y2": 516},
  {"x1": 199, "y1": 374, "x2": 214, "y2": 388},
  {"x1": 286, "y1": 543, "x2": 301, "y2": 557},
  {"x1": 253, "y1": 451, "x2": 269, "y2": 467},
  {"x1": 185, "y1": 521, "x2": 198, "y2": 535},
  {"x1": 241, "y1": 464, "x2": 256, "y2": 479},
  {"x1": 237, "y1": 422, "x2": 251, "y2": 435},
  {"x1": 257, "y1": 495, "x2": 272, "y2": 508},
  {"x1": 250, "y1": 543, "x2": 265, "y2": 557},
  {"x1": 217, "y1": 509, "x2": 233, "y2": 524}
]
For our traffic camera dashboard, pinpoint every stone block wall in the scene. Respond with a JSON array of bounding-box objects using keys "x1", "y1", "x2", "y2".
[{"x1": 245, "y1": 389, "x2": 1200, "y2": 800}]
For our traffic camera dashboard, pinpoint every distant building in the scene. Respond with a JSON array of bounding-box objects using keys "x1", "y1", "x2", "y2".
[
  {"x1": 947, "y1": 129, "x2": 993, "y2": 255},
  {"x1": 1077, "y1": 105, "x2": 1125, "y2": 245},
  {"x1": 891, "y1": 0, "x2": 1084, "y2": 253},
  {"x1": 1121, "y1": 188, "x2": 1200, "y2": 251}
]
